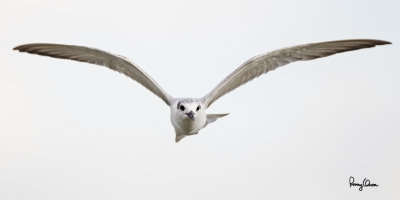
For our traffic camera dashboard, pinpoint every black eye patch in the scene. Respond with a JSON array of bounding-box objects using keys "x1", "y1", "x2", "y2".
[{"x1": 177, "y1": 101, "x2": 185, "y2": 111}]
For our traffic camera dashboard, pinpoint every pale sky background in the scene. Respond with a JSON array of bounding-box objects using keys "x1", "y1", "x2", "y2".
[{"x1": 0, "y1": 0, "x2": 399, "y2": 199}]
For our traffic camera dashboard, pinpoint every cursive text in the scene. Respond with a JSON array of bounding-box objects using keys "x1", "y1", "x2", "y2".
[{"x1": 349, "y1": 176, "x2": 378, "y2": 191}]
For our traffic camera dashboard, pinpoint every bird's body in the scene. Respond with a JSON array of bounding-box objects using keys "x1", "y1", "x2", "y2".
[
  {"x1": 170, "y1": 98, "x2": 206, "y2": 142},
  {"x1": 13, "y1": 39, "x2": 391, "y2": 142}
]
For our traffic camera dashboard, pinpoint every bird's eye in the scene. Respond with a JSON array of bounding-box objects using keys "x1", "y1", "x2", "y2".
[
  {"x1": 179, "y1": 105, "x2": 185, "y2": 111},
  {"x1": 196, "y1": 105, "x2": 201, "y2": 111}
]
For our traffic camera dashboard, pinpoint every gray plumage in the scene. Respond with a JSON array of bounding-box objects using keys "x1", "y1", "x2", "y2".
[
  {"x1": 13, "y1": 39, "x2": 391, "y2": 142},
  {"x1": 13, "y1": 43, "x2": 172, "y2": 106},
  {"x1": 201, "y1": 39, "x2": 391, "y2": 108}
]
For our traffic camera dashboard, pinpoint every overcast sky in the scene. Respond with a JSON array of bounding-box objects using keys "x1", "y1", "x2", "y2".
[{"x1": 0, "y1": 0, "x2": 399, "y2": 199}]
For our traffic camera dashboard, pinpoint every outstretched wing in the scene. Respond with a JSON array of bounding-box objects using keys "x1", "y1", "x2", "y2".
[
  {"x1": 201, "y1": 39, "x2": 390, "y2": 108},
  {"x1": 14, "y1": 43, "x2": 173, "y2": 106}
]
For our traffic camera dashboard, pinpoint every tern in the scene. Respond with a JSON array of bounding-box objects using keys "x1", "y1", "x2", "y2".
[{"x1": 14, "y1": 39, "x2": 390, "y2": 142}]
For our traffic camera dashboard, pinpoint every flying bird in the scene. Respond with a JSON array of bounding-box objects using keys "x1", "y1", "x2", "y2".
[{"x1": 13, "y1": 39, "x2": 391, "y2": 142}]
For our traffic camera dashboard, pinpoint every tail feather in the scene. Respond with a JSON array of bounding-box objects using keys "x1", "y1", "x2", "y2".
[
  {"x1": 175, "y1": 134, "x2": 185, "y2": 143},
  {"x1": 205, "y1": 113, "x2": 229, "y2": 127}
]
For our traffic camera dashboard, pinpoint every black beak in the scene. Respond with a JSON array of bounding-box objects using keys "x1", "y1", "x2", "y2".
[{"x1": 186, "y1": 111, "x2": 195, "y2": 121}]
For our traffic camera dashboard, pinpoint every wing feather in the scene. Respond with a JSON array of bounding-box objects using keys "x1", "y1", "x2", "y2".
[
  {"x1": 202, "y1": 39, "x2": 391, "y2": 108},
  {"x1": 14, "y1": 43, "x2": 172, "y2": 106}
]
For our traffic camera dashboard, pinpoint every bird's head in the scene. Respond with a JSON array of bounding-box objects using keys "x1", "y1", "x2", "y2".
[{"x1": 176, "y1": 98, "x2": 204, "y2": 122}]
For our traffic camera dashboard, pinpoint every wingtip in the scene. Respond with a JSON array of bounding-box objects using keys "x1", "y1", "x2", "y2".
[
  {"x1": 385, "y1": 41, "x2": 392, "y2": 45},
  {"x1": 379, "y1": 40, "x2": 392, "y2": 45},
  {"x1": 352, "y1": 39, "x2": 392, "y2": 46},
  {"x1": 13, "y1": 44, "x2": 28, "y2": 51},
  {"x1": 13, "y1": 43, "x2": 39, "y2": 51},
  {"x1": 331, "y1": 39, "x2": 392, "y2": 46}
]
